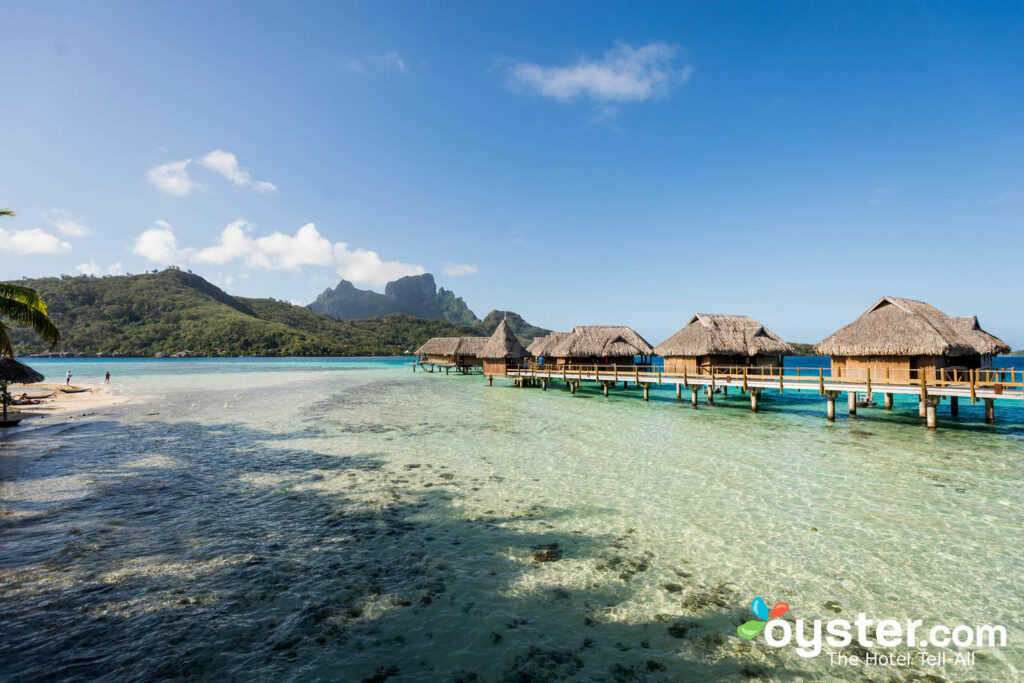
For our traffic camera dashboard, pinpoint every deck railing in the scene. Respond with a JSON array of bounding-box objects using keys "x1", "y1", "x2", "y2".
[{"x1": 509, "y1": 362, "x2": 1024, "y2": 397}]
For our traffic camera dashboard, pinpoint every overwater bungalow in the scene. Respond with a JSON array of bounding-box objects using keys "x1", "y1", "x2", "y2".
[
  {"x1": 653, "y1": 314, "x2": 793, "y2": 374},
  {"x1": 530, "y1": 326, "x2": 654, "y2": 366},
  {"x1": 479, "y1": 320, "x2": 528, "y2": 378},
  {"x1": 815, "y1": 296, "x2": 1009, "y2": 382},
  {"x1": 414, "y1": 336, "x2": 487, "y2": 373}
]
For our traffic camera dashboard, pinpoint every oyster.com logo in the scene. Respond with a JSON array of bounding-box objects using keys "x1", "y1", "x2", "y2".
[
  {"x1": 737, "y1": 596, "x2": 789, "y2": 639},
  {"x1": 734, "y1": 595, "x2": 1007, "y2": 663}
]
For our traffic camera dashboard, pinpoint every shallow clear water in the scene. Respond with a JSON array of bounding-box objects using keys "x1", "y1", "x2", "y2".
[{"x1": 1, "y1": 358, "x2": 1022, "y2": 681}]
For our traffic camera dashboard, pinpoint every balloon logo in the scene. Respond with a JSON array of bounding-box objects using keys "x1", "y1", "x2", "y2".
[{"x1": 737, "y1": 597, "x2": 789, "y2": 639}]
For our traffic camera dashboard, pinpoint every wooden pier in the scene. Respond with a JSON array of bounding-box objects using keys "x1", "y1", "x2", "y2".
[{"x1": 503, "y1": 363, "x2": 1024, "y2": 428}]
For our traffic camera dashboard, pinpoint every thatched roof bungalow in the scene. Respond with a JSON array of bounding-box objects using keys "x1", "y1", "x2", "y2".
[
  {"x1": 815, "y1": 296, "x2": 1009, "y2": 380},
  {"x1": 530, "y1": 326, "x2": 654, "y2": 366},
  {"x1": 653, "y1": 314, "x2": 794, "y2": 374},
  {"x1": 414, "y1": 336, "x2": 487, "y2": 369},
  {"x1": 479, "y1": 320, "x2": 528, "y2": 377}
]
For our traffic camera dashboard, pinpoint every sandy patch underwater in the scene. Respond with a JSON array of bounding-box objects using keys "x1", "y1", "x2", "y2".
[{"x1": 1, "y1": 358, "x2": 1022, "y2": 681}]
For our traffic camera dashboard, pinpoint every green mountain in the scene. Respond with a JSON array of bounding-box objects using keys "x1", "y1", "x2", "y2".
[
  {"x1": 4, "y1": 269, "x2": 480, "y2": 357},
  {"x1": 308, "y1": 274, "x2": 550, "y2": 343},
  {"x1": 310, "y1": 273, "x2": 478, "y2": 326}
]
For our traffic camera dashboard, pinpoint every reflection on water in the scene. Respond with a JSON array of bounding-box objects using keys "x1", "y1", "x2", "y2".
[{"x1": 1, "y1": 359, "x2": 1022, "y2": 680}]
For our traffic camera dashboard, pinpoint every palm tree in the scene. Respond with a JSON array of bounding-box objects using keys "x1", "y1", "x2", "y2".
[{"x1": 0, "y1": 210, "x2": 61, "y2": 356}]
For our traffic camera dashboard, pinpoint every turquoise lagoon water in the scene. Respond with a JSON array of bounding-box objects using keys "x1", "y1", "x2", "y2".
[{"x1": 1, "y1": 357, "x2": 1022, "y2": 681}]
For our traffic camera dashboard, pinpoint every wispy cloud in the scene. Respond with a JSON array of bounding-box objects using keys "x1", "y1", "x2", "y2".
[
  {"x1": 441, "y1": 263, "x2": 478, "y2": 276},
  {"x1": 986, "y1": 190, "x2": 1018, "y2": 206},
  {"x1": 506, "y1": 42, "x2": 692, "y2": 103},
  {"x1": 343, "y1": 51, "x2": 409, "y2": 73},
  {"x1": 147, "y1": 159, "x2": 195, "y2": 196},
  {"x1": 0, "y1": 227, "x2": 72, "y2": 254},
  {"x1": 48, "y1": 209, "x2": 91, "y2": 236},
  {"x1": 868, "y1": 187, "x2": 893, "y2": 206},
  {"x1": 76, "y1": 260, "x2": 125, "y2": 276},
  {"x1": 198, "y1": 150, "x2": 277, "y2": 194},
  {"x1": 148, "y1": 150, "x2": 277, "y2": 196}
]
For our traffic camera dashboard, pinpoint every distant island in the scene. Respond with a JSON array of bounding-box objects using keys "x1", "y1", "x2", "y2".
[{"x1": 4, "y1": 269, "x2": 551, "y2": 357}]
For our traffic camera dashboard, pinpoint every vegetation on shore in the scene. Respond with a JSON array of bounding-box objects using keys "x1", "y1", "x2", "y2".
[{"x1": 4, "y1": 270, "x2": 481, "y2": 357}]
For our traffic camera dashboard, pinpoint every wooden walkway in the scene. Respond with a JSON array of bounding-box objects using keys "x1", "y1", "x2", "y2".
[{"x1": 503, "y1": 363, "x2": 1024, "y2": 428}]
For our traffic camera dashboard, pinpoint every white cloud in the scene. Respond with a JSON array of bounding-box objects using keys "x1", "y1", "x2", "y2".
[
  {"x1": 198, "y1": 150, "x2": 277, "y2": 193},
  {"x1": 147, "y1": 159, "x2": 194, "y2": 196},
  {"x1": 333, "y1": 243, "x2": 424, "y2": 286},
  {"x1": 507, "y1": 42, "x2": 692, "y2": 103},
  {"x1": 441, "y1": 263, "x2": 478, "y2": 276},
  {"x1": 190, "y1": 220, "x2": 423, "y2": 286},
  {"x1": 75, "y1": 260, "x2": 102, "y2": 275},
  {"x1": 75, "y1": 260, "x2": 124, "y2": 276},
  {"x1": 0, "y1": 228, "x2": 72, "y2": 254},
  {"x1": 48, "y1": 209, "x2": 91, "y2": 236},
  {"x1": 132, "y1": 220, "x2": 182, "y2": 263},
  {"x1": 191, "y1": 219, "x2": 254, "y2": 265}
]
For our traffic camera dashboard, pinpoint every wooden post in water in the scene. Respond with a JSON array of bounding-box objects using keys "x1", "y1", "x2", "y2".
[
  {"x1": 926, "y1": 398, "x2": 938, "y2": 429},
  {"x1": 848, "y1": 391, "x2": 857, "y2": 415},
  {"x1": 825, "y1": 391, "x2": 839, "y2": 421},
  {"x1": 676, "y1": 383, "x2": 681, "y2": 399},
  {"x1": 691, "y1": 385, "x2": 698, "y2": 407},
  {"x1": 884, "y1": 393, "x2": 893, "y2": 410},
  {"x1": 750, "y1": 388, "x2": 760, "y2": 412},
  {"x1": 642, "y1": 384, "x2": 650, "y2": 401},
  {"x1": 541, "y1": 380, "x2": 547, "y2": 391},
  {"x1": 603, "y1": 382, "x2": 609, "y2": 397},
  {"x1": 950, "y1": 396, "x2": 958, "y2": 416},
  {"x1": 984, "y1": 398, "x2": 995, "y2": 423},
  {"x1": 488, "y1": 376, "x2": 493, "y2": 386}
]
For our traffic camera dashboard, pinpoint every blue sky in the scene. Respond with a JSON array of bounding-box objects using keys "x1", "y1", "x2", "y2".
[{"x1": 1, "y1": 1, "x2": 1022, "y2": 346}]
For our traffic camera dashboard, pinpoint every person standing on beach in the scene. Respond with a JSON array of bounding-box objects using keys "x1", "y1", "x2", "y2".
[
  {"x1": 65, "y1": 369, "x2": 72, "y2": 386},
  {"x1": 104, "y1": 371, "x2": 110, "y2": 384}
]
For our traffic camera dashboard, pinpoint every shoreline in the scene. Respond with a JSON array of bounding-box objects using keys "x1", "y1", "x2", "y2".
[{"x1": 3, "y1": 382, "x2": 134, "y2": 423}]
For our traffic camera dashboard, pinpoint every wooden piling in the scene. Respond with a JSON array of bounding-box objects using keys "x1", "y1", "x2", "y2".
[
  {"x1": 984, "y1": 398, "x2": 994, "y2": 423},
  {"x1": 884, "y1": 393, "x2": 893, "y2": 410},
  {"x1": 950, "y1": 396, "x2": 958, "y2": 417},
  {"x1": 848, "y1": 391, "x2": 857, "y2": 415}
]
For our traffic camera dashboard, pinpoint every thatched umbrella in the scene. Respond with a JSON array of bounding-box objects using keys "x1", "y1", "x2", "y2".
[{"x1": 0, "y1": 357, "x2": 44, "y2": 384}]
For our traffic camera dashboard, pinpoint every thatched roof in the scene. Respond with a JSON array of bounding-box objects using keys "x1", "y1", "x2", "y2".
[
  {"x1": 540, "y1": 325, "x2": 654, "y2": 358},
  {"x1": 814, "y1": 296, "x2": 1010, "y2": 357},
  {"x1": 414, "y1": 336, "x2": 487, "y2": 357},
  {"x1": 0, "y1": 358, "x2": 45, "y2": 384},
  {"x1": 526, "y1": 332, "x2": 571, "y2": 357},
  {"x1": 479, "y1": 320, "x2": 528, "y2": 359},
  {"x1": 653, "y1": 314, "x2": 794, "y2": 358}
]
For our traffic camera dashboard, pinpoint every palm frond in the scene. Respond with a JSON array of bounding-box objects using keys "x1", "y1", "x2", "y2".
[
  {"x1": 0, "y1": 322, "x2": 12, "y2": 358},
  {"x1": 0, "y1": 283, "x2": 48, "y2": 315}
]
